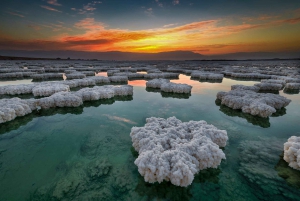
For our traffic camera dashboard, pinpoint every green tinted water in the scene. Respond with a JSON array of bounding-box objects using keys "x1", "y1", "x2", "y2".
[{"x1": 0, "y1": 75, "x2": 300, "y2": 201}]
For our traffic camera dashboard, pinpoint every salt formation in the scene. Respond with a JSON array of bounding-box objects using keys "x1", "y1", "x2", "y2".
[
  {"x1": 284, "y1": 136, "x2": 300, "y2": 170},
  {"x1": 261, "y1": 79, "x2": 286, "y2": 87},
  {"x1": 130, "y1": 116, "x2": 227, "y2": 187},
  {"x1": 230, "y1": 73, "x2": 271, "y2": 79},
  {"x1": 146, "y1": 79, "x2": 170, "y2": 88},
  {"x1": 0, "y1": 84, "x2": 36, "y2": 95},
  {"x1": 285, "y1": 83, "x2": 300, "y2": 90},
  {"x1": 31, "y1": 73, "x2": 63, "y2": 80},
  {"x1": 161, "y1": 83, "x2": 192, "y2": 94},
  {"x1": 65, "y1": 73, "x2": 86, "y2": 79},
  {"x1": 144, "y1": 73, "x2": 179, "y2": 79},
  {"x1": 37, "y1": 85, "x2": 133, "y2": 109},
  {"x1": 231, "y1": 85, "x2": 259, "y2": 92},
  {"x1": 217, "y1": 89, "x2": 291, "y2": 117},
  {"x1": 0, "y1": 98, "x2": 37, "y2": 123},
  {"x1": 32, "y1": 84, "x2": 70, "y2": 97},
  {"x1": 191, "y1": 72, "x2": 224, "y2": 80},
  {"x1": 109, "y1": 76, "x2": 128, "y2": 82},
  {"x1": 254, "y1": 83, "x2": 283, "y2": 91}
]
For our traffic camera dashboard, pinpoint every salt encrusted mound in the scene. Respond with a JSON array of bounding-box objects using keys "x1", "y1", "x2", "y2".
[
  {"x1": 285, "y1": 83, "x2": 300, "y2": 90},
  {"x1": 254, "y1": 83, "x2": 283, "y2": 91},
  {"x1": 65, "y1": 73, "x2": 86, "y2": 79},
  {"x1": 146, "y1": 79, "x2": 170, "y2": 88},
  {"x1": 216, "y1": 89, "x2": 291, "y2": 118},
  {"x1": 31, "y1": 73, "x2": 63, "y2": 80},
  {"x1": 161, "y1": 83, "x2": 192, "y2": 94},
  {"x1": 107, "y1": 70, "x2": 120, "y2": 76},
  {"x1": 37, "y1": 85, "x2": 133, "y2": 109},
  {"x1": 89, "y1": 76, "x2": 110, "y2": 84},
  {"x1": 38, "y1": 92, "x2": 83, "y2": 109},
  {"x1": 231, "y1": 85, "x2": 259, "y2": 92},
  {"x1": 261, "y1": 79, "x2": 286, "y2": 87},
  {"x1": 284, "y1": 136, "x2": 300, "y2": 170},
  {"x1": 0, "y1": 98, "x2": 37, "y2": 123},
  {"x1": 0, "y1": 84, "x2": 36, "y2": 95},
  {"x1": 109, "y1": 76, "x2": 128, "y2": 82},
  {"x1": 32, "y1": 84, "x2": 70, "y2": 97},
  {"x1": 230, "y1": 73, "x2": 271, "y2": 79},
  {"x1": 144, "y1": 73, "x2": 179, "y2": 79},
  {"x1": 191, "y1": 72, "x2": 224, "y2": 80},
  {"x1": 130, "y1": 116, "x2": 227, "y2": 187}
]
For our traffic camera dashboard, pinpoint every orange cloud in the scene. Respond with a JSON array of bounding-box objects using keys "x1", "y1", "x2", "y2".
[{"x1": 6, "y1": 11, "x2": 24, "y2": 18}]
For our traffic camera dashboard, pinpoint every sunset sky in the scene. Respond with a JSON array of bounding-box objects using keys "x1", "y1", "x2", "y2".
[{"x1": 0, "y1": 0, "x2": 300, "y2": 56}]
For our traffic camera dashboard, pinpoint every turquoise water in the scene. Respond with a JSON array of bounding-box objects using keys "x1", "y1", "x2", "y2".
[{"x1": 0, "y1": 74, "x2": 300, "y2": 201}]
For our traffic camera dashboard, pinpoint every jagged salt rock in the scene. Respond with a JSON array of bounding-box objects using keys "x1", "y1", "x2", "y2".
[{"x1": 130, "y1": 116, "x2": 227, "y2": 187}]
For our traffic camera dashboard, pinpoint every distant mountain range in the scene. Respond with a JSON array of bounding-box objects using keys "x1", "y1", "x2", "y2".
[{"x1": 0, "y1": 50, "x2": 299, "y2": 60}]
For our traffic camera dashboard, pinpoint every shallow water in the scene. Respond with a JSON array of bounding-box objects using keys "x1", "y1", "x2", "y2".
[{"x1": 1, "y1": 72, "x2": 300, "y2": 200}]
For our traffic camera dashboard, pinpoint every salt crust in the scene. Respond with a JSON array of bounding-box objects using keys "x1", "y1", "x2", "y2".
[
  {"x1": 130, "y1": 116, "x2": 227, "y2": 187},
  {"x1": 0, "y1": 85, "x2": 133, "y2": 123},
  {"x1": 284, "y1": 136, "x2": 300, "y2": 170},
  {"x1": 217, "y1": 88, "x2": 291, "y2": 117}
]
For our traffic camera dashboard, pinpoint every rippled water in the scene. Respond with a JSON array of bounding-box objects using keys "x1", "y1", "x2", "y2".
[{"x1": 0, "y1": 74, "x2": 300, "y2": 201}]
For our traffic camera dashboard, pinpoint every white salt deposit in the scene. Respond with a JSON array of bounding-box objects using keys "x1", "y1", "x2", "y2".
[
  {"x1": 285, "y1": 83, "x2": 300, "y2": 90},
  {"x1": 130, "y1": 116, "x2": 227, "y2": 187},
  {"x1": 146, "y1": 79, "x2": 170, "y2": 88},
  {"x1": 217, "y1": 89, "x2": 291, "y2": 118},
  {"x1": 161, "y1": 83, "x2": 192, "y2": 94},
  {"x1": 231, "y1": 85, "x2": 260, "y2": 92},
  {"x1": 254, "y1": 83, "x2": 283, "y2": 91},
  {"x1": 284, "y1": 136, "x2": 300, "y2": 170},
  {"x1": 32, "y1": 84, "x2": 70, "y2": 97}
]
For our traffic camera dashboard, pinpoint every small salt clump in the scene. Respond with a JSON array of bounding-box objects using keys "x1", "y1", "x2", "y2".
[
  {"x1": 285, "y1": 83, "x2": 300, "y2": 90},
  {"x1": 38, "y1": 92, "x2": 83, "y2": 109},
  {"x1": 160, "y1": 83, "x2": 192, "y2": 93},
  {"x1": 130, "y1": 116, "x2": 227, "y2": 187},
  {"x1": 284, "y1": 136, "x2": 300, "y2": 170},
  {"x1": 254, "y1": 83, "x2": 283, "y2": 91},
  {"x1": 146, "y1": 79, "x2": 170, "y2": 88},
  {"x1": 109, "y1": 76, "x2": 128, "y2": 82},
  {"x1": 231, "y1": 85, "x2": 259, "y2": 92}
]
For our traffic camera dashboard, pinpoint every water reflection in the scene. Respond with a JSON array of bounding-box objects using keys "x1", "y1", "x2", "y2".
[{"x1": 275, "y1": 153, "x2": 300, "y2": 189}]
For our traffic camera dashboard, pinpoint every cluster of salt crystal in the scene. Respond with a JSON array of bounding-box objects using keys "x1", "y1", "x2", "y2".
[
  {"x1": 217, "y1": 88, "x2": 291, "y2": 118},
  {"x1": 284, "y1": 136, "x2": 300, "y2": 170},
  {"x1": 32, "y1": 84, "x2": 70, "y2": 97},
  {"x1": 285, "y1": 83, "x2": 300, "y2": 90},
  {"x1": 37, "y1": 85, "x2": 133, "y2": 109},
  {"x1": 231, "y1": 85, "x2": 259, "y2": 92},
  {"x1": 254, "y1": 83, "x2": 283, "y2": 91},
  {"x1": 109, "y1": 76, "x2": 128, "y2": 82},
  {"x1": 31, "y1": 73, "x2": 63, "y2": 80},
  {"x1": 191, "y1": 72, "x2": 224, "y2": 80},
  {"x1": 261, "y1": 79, "x2": 286, "y2": 87},
  {"x1": 0, "y1": 84, "x2": 36, "y2": 95},
  {"x1": 230, "y1": 73, "x2": 271, "y2": 79},
  {"x1": 161, "y1": 83, "x2": 192, "y2": 93},
  {"x1": 144, "y1": 73, "x2": 179, "y2": 79},
  {"x1": 130, "y1": 116, "x2": 227, "y2": 187},
  {"x1": 146, "y1": 79, "x2": 170, "y2": 88},
  {"x1": 107, "y1": 70, "x2": 120, "y2": 76},
  {"x1": 113, "y1": 72, "x2": 144, "y2": 78},
  {"x1": 65, "y1": 73, "x2": 86, "y2": 79},
  {"x1": 0, "y1": 98, "x2": 37, "y2": 123}
]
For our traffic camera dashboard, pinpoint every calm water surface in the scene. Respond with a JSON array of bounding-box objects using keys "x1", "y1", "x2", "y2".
[{"x1": 0, "y1": 74, "x2": 300, "y2": 201}]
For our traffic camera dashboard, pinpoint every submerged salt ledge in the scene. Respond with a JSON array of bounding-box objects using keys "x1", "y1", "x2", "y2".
[
  {"x1": 284, "y1": 136, "x2": 300, "y2": 170},
  {"x1": 130, "y1": 116, "x2": 227, "y2": 187},
  {"x1": 217, "y1": 87, "x2": 291, "y2": 118}
]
